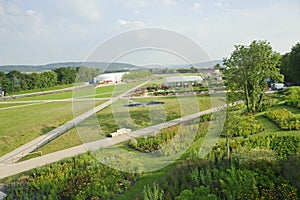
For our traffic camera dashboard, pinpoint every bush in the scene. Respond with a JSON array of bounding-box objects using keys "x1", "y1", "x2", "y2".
[
  {"x1": 285, "y1": 86, "x2": 300, "y2": 109},
  {"x1": 5, "y1": 153, "x2": 140, "y2": 199},
  {"x1": 270, "y1": 136, "x2": 300, "y2": 159},
  {"x1": 266, "y1": 109, "x2": 300, "y2": 130},
  {"x1": 222, "y1": 116, "x2": 264, "y2": 138}
]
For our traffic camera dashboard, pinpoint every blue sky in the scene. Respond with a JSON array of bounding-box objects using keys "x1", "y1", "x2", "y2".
[{"x1": 0, "y1": 0, "x2": 299, "y2": 65}]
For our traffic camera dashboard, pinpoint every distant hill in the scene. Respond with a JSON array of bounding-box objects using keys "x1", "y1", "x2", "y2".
[
  {"x1": 141, "y1": 60, "x2": 222, "y2": 69},
  {"x1": 170, "y1": 60, "x2": 223, "y2": 69},
  {"x1": 0, "y1": 60, "x2": 223, "y2": 73},
  {"x1": 0, "y1": 62, "x2": 140, "y2": 73}
]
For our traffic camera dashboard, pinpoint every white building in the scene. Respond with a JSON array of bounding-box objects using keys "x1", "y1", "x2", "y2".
[
  {"x1": 165, "y1": 76, "x2": 203, "y2": 87},
  {"x1": 93, "y1": 72, "x2": 126, "y2": 84}
]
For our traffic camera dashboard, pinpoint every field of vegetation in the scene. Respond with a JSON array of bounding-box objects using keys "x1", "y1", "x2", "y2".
[
  {"x1": 31, "y1": 94, "x2": 225, "y2": 157},
  {"x1": 2, "y1": 89, "x2": 300, "y2": 199},
  {"x1": 1, "y1": 40, "x2": 300, "y2": 199}
]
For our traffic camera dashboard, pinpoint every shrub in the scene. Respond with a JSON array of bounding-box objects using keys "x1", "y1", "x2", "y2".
[
  {"x1": 285, "y1": 86, "x2": 300, "y2": 109},
  {"x1": 266, "y1": 109, "x2": 300, "y2": 130},
  {"x1": 222, "y1": 116, "x2": 264, "y2": 138},
  {"x1": 5, "y1": 153, "x2": 140, "y2": 199},
  {"x1": 270, "y1": 136, "x2": 300, "y2": 159}
]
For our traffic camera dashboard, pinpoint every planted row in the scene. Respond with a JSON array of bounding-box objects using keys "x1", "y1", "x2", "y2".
[
  {"x1": 266, "y1": 109, "x2": 300, "y2": 130},
  {"x1": 128, "y1": 114, "x2": 212, "y2": 153},
  {"x1": 223, "y1": 115, "x2": 264, "y2": 138}
]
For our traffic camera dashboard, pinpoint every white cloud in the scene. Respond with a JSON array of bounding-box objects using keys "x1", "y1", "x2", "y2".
[
  {"x1": 118, "y1": 19, "x2": 146, "y2": 27},
  {"x1": 193, "y1": 2, "x2": 201, "y2": 10},
  {"x1": 163, "y1": 0, "x2": 177, "y2": 6}
]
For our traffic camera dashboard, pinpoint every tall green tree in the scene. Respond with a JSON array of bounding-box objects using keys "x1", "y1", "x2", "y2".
[
  {"x1": 280, "y1": 42, "x2": 300, "y2": 85},
  {"x1": 224, "y1": 40, "x2": 282, "y2": 113},
  {"x1": 54, "y1": 67, "x2": 77, "y2": 84},
  {"x1": 75, "y1": 66, "x2": 100, "y2": 82},
  {"x1": 6, "y1": 70, "x2": 23, "y2": 94}
]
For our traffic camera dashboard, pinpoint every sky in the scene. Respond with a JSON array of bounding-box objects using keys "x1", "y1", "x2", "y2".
[{"x1": 0, "y1": 0, "x2": 299, "y2": 66}]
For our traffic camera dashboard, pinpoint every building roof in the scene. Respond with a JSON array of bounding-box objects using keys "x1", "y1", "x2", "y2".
[{"x1": 165, "y1": 76, "x2": 203, "y2": 83}]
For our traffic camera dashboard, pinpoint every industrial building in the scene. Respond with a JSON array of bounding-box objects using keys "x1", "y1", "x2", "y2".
[
  {"x1": 165, "y1": 76, "x2": 203, "y2": 88},
  {"x1": 93, "y1": 72, "x2": 126, "y2": 84}
]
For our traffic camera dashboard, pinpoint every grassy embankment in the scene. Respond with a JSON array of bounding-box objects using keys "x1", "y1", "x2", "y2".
[{"x1": 0, "y1": 84, "x2": 124, "y2": 157}]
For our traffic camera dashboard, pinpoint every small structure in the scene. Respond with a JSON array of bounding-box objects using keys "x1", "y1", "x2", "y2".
[
  {"x1": 123, "y1": 101, "x2": 165, "y2": 107},
  {"x1": 109, "y1": 128, "x2": 131, "y2": 137},
  {"x1": 0, "y1": 191, "x2": 7, "y2": 200},
  {"x1": 165, "y1": 76, "x2": 203, "y2": 88},
  {"x1": 271, "y1": 83, "x2": 284, "y2": 90},
  {"x1": 0, "y1": 89, "x2": 4, "y2": 97},
  {"x1": 93, "y1": 72, "x2": 126, "y2": 84}
]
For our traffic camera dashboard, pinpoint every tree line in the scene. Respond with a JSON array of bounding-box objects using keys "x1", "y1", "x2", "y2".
[
  {"x1": 0, "y1": 66, "x2": 100, "y2": 95},
  {"x1": 280, "y1": 42, "x2": 300, "y2": 85}
]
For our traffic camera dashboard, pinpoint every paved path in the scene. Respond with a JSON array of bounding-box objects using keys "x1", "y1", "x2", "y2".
[
  {"x1": 0, "y1": 84, "x2": 91, "y2": 100},
  {"x1": 0, "y1": 101, "x2": 238, "y2": 179},
  {"x1": 0, "y1": 81, "x2": 149, "y2": 164},
  {"x1": 0, "y1": 98, "x2": 112, "y2": 111}
]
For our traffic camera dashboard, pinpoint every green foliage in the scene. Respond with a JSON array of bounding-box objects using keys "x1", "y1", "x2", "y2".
[
  {"x1": 222, "y1": 115, "x2": 264, "y2": 138},
  {"x1": 5, "y1": 153, "x2": 140, "y2": 199},
  {"x1": 0, "y1": 66, "x2": 97, "y2": 95},
  {"x1": 143, "y1": 183, "x2": 164, "y2": 200},
  {"x1": 280, "y1": 42, "x2": 300, "y2": 85},
  {"x1": 75, "y1": 66, "x2": 100, "y2": 82},
  {"x1": 270, "y1": 136, "x2": 299, "y2": 159},
  {"x1": 219, "y1": 167, "x2": 259, "y2": 199},
  {"x1": 54, "y1": 67, "x2": 77, "y2": 84},
  {"x1": 282, "y1": 155, "x2": 300, "y2": 192},
  {"x1": 285, "y1": 86, "x2": 300, "y2": 109},
  {"x1": 128, "y1": 115, "x2": 211, "y2": 153},
  {"x1": 1, "y1": 70, "x2": 59, "y2": 95},
  {"x1": 128, "y1": 125, "x2": 179, "y2": 153},
  {"x1": 266, "y1": 108, "x2": 300, "y2": 130},
  {"x1": 175, "y1": 186, "x2": 218, "y2": 200},
  {"x1": 143, "y1": 154, "x2": 299, "y2": 200},
  {"x1": 224, "y1": 40, "x2": 282, "y2": 113}
]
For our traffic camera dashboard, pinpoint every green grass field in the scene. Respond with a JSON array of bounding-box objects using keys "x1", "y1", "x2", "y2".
[
  {"x1": 6, "y1": 84, "x2": 116, "y2": 101},
  {"x1": 0, "y1": 100, "x2": 106, "y2": 157},
  {"x1": 11, "y1": 83, "x2": 76, "y2": 95},
  {"x1": 7, "y1": 81, "x2": 145, "y2": 158},
  {"x1": 0, "y1": 102, "x2": 35, "y2": 109}
]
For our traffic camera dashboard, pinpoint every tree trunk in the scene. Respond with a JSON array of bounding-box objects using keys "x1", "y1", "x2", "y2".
[
  {"x1": 226, "y1": 133, "x2": 230, "y2": 162},
  {"x1": 244, "y1": 82, "x2": 250, "y2": 112},
  {"x1": 257, "y1": 93, "x2": 264, "y2": 111}
]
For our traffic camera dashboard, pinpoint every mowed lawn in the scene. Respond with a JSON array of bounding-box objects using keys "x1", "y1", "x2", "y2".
[
  {"x1": 0, "y1": 102, "x2": 35, "y2": 109},
  {"x1": 8, "y1": 84, "x2": 118, "y2": 101},
  {"x1": 0, "y1": 100, "x2": 106, "y2": 157}
]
